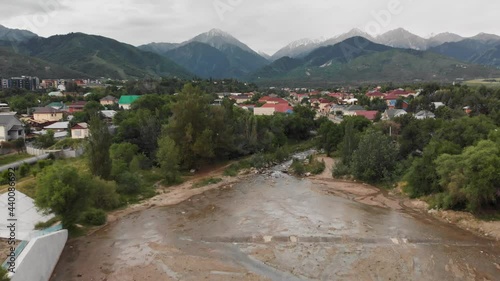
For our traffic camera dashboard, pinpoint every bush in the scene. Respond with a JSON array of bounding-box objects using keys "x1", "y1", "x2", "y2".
[
  {"x1": 223, "y1": 160, "x2": 252, "y2": 177},
  {"x1": 290, "y1": 158, "x2": 305, "y2": 176},
  {"x1": 116, "y1": 171, "x2": 142, "y2": 195},
  {"x1": 82, "y1": 208, "x2": 107, "y2": 226},
  {"x1": 249, "y1": 153, "x2": 267, "y2": 169},
  {"x1": 37, "y1": 159, "x2": 54, "y2": 171},
  {"x1": 89, "y1": 178, "x2": 120, "y2": 210},
  {"x1": 19, "y1": 163, "x2": 31, "y2": 178},
  {"x1": 306, "y1": 158, "x2": 326, "y2": 175},
  {"x1": 0, "y1": 170, "x2": 9, "y2": 185},
  {"x1": 332, "y1": 161, "x2": 350, "y2": 178},
  {"x1": 274, "y1": 146, "x2": 290, "y2": 162},
  {"x1": 129, "y1": 153, "x2": 150, "y2": 171}
]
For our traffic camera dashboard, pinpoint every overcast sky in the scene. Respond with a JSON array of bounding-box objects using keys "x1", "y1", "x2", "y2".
[{"x1": 1, "y1": 0, "x2": 499, "y2": 54}]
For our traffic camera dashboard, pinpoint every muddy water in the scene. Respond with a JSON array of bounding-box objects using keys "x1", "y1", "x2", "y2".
[{"x1": 51, "y1": 172, "x2": 500, "y2": 281}]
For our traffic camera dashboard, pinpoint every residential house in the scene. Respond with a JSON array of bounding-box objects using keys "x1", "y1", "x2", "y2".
[
  {"x1": 100, "y1": 95, "x2": 118, "y2": 106},
  {"x1": 415, "y1": 110, "x2": 435, "y2": 120},
  {"x1": 354, "y1": 111, "x2": 379, "y2": 121},
  {"x1": 48, "y1": 91, "x2": 63, "y2": 97},
  {"x1": 432, "y1": 102, "x2": 445, "y2": 109},
  {"x1": 384, "y1": 93, "x2": 400, "y2": 109},
  {"x1": 47, "y1": 102, "x2": 66, "y2": 111},
  {"x1": 259, "y1": 97, "x2": 289, "y2": 105},
  {"x1": 382, "y1": 109, "x2": 407, "y2": 120},
  {"x1": 296, "y1": 94, "x2": 309, "y2": 103},
  {"x1": 71, "y1": 123, "x2": 89, "y2": 139},
  {"x1": 0, "y1": 115, "x2": 24, "y2": 142},
  {"x1": 254, "y1": 103, "x2": 293, "y2": 116},
  {"x1": 44, "y1": 122, "x2": 69, "y2": 132},
  {"x1": 68, "y1": 101, "x2": 87, "y2": 113},
  {"x1": 33, "y1": 130, "x2": 68, "y2": 139},
  {"x1": 33, "y1": 107, "x2": 64, "y2": 122},
  {"x1": 342, "y1": 105, "x2": 365, "y2": 116},
  {"x1": 100, "y1": 110, "x2": 117, "y2": 123},
  {"x1": 238, "y1": 104, "x2": 255, "y2": 111},
  {"x1": 0, "y1": 103, "x2": 10, "y2": 113},
  {"x1": 318, "y1": 99, "x2": 332, "y2": 114},
  {"x1": 230, "y1": 94, "x2": 251, "y2": 104},
  {"x1": 366, "y1": 91, "x2": 385, "y2": 101},
  {"x1": 118, "y1": 95, "x2": 141, "y2": 110}
]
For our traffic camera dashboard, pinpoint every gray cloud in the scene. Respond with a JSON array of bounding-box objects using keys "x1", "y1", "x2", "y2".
[{"x1": 1, "y1": 0, "x2": 499, "y2": 55}]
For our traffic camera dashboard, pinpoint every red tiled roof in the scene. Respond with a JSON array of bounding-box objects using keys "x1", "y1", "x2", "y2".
[
  {"x1": 384, "y1": 93, "x2": 400, "y2": 100},
  {"x1": 274, "y1": 104, "x2": 293, "y2": 113},
  {"x1": 355, "y1": 110, "x2": 379, "y2": 120},
  {"x1": 261, "y1": 103, "x2": 293, "y2": 113},
  {"x1": 261, "y1": 103, "x2": 277, "y2": 108},
  {"x1": 259, "y1": 97, "x2": 288, "y2": 104},
  {"x1": 388, "y1": 89, "x2": 409, "y2": 96},
  {"x1": 69, "y1": 101, "x2": 87, "y2": 108},
  {"x1": 329, "y1": 93, "x2": 344, "y2": 98},
  {"x1": 366, "y1": 91, "x2": 385, "y2": 97}
]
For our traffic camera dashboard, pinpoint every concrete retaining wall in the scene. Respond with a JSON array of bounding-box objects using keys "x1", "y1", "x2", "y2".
[
  {"x1": 25, "y1": 145, "x2": 85, "y2": 159},
  {"x1": 10, "y1": 230, "x2": 68, "y2": 281},
  {"x1": 25, "y1": 145, "x2": 59, "y2": 157}
]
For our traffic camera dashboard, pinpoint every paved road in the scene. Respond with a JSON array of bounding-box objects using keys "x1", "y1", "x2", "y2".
[{"x1": 51, "y1": 172, "x2": 500, "y2": 281}]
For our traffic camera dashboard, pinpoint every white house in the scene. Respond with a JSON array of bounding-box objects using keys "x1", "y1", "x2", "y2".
[
  {"x1": 71, "y1": 123, "x2": 89, "y2": 139},
  {"x1": 0, "y1": 115, "x2": 24, "y2": 142}
]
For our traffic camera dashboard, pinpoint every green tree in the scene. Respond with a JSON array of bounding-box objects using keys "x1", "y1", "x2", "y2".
[
  {"x1": 317, "y1": 121, "x2": 343, "y2": 156},
  {"x1": 157, "y1": 134, "x2": 181, "y2": 184},
  {"x1": 166, "y1": 84, "x2": 212, "y2": 168},
  {"x1": 88, "y1": 178, "x2": 120, "y2": 210},
  {"x1": 35, "y1": 165, "x2": 89, "y2": 228},
  {"x1": 88, "y1": 116, "x2": 112, "y2": 179},
  {"x1": 404, "y1": 140, "x2": 461, "y2": 198},
  {"x1": 351, "y1": 129, "x2": 398, "y2": 182},
  {"x1": 436, "y1": 140, "x2": 500, "y2": 211},
  {"x1": 35, "y1": 130, "x2": 56, "y2": 148}
]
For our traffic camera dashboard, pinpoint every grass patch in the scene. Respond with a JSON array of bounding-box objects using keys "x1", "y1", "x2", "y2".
[
  {"x1": 0, "y1": 176, "x2": 37, "y2": 197},
  {"x1": 290, "y1": 155, "x2": 325, "y2": 176},
  {"x1": 35, "y1": 216, "x2": 60, "y2": 230},
  {"x1": 223, "y1": 159, "x2": 252, "y2": 177},
  {"x1": 192, "y1": 177, "x2": 223, "y2": 189},
  {"x1": 0, "y1": 153, "x2": 31, "y2": 166},
  {"x1": 306, "y1": 157, "x2": 325, "y2": 175},
  {"x1": 465, "y1": 78, "x2": 500, "y2": 88}
]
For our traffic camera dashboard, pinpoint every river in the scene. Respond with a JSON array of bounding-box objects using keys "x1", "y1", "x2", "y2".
[{"x1": 50, "y1": 164, "x2": 500, "y2": 281}]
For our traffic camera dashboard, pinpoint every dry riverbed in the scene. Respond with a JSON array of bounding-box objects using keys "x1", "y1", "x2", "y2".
[{"x1": 51, "y1": 156, "x2": 500, "y2": 281}]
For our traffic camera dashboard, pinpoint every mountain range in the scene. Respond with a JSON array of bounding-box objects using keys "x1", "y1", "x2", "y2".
[
  {"x1": 251, "y1": 37, "x2": 500, "y2": 86},
  {"x1": 138, "y1": 29, "x2": 269, "y2": 79},
  {"x1": 1, "y1": 25, "x2": 500, "y2": 84}
]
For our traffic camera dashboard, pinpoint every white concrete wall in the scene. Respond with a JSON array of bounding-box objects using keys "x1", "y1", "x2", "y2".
[
  {"x1": 254, "y1": 107, "x2": 275, "y2": 116},
  {"x1": 10, "y1": 230, "x2": 68, "y2": 281}
]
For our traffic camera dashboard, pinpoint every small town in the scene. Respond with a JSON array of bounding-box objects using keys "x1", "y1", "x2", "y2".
[{"x1": 0, "y1": 1, "x2": 499, "y2": 280}]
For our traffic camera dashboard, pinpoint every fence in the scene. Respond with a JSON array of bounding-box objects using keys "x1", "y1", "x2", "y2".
[{"x1": 25, "y1": 144, "x2": 84, "y2": 159}]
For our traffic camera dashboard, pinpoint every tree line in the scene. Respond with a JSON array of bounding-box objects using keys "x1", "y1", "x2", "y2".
[{"x1": 317, "y1": 84, "x2": 500, "y2": 213}]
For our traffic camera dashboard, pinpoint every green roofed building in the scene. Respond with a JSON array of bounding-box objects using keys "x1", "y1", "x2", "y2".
[{"x1": 118, "y1": 95, "x2": 141, "y2": 110}]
